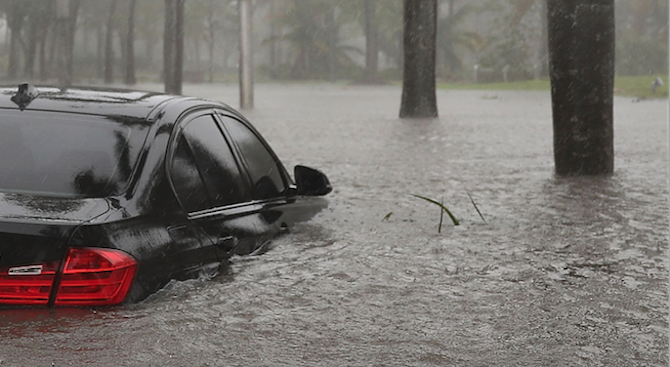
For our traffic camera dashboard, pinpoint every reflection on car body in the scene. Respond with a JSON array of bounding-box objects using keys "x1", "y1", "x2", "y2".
[{"x1": 0, "y1": 85, "x2": 331, "y2": 307}]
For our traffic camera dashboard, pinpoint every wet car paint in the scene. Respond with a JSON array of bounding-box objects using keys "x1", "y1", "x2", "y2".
[{"x1": 0, "y1": 86, "x2": 330, "y2": 305}]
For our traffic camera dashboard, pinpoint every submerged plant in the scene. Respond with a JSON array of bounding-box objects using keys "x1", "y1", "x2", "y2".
[
  {"x1": 411, "y1": 194, "x2": 460, "y2": 232},
  {"x1": 465, "y1": 188, "x2": 486, "y2": 223}
]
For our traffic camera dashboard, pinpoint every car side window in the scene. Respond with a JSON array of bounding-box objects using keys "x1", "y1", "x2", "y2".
[
  {"x1": 219, "y1": 115, "x2": 287, "y2": 200},
  {"x1": 181, "y1": 115, "x2": 250, "y2": 207},
  {"x1": 171, "y1": 136, "x2": 210, "y2": 212}
]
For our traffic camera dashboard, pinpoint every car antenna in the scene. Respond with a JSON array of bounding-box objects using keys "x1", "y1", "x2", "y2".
[{"x1": 10, "y1": 83, "x2": 39, "y2": 111}]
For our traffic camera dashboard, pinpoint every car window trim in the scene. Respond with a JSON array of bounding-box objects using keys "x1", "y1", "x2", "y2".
[
  {"x1": 187, "y1": 202, "x2": 264, "y2": 221},
  {"x1": 213, "y1": 111, "x2": 292, "y2": 198},
  {"x1": 167, "y1": 109, "x2": 253, "y2": 214}
]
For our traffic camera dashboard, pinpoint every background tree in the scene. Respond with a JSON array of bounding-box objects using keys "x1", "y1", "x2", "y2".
[
  {"x1": 125, "y1": 0, "x2": 138, "y2": 85},
  {"x1": 104, "y1": 0, "x2": 119, "y2": 84},
  {"x1": 54, "y1": 0, "x2": 80, "y2": 87},
  {"x1": 400, "y1": 0, "x2": 438, "y2": 118},
  {"x1": 547, "y1": 0, "x2": 615, "y2": 175},
  {"x1": 363, "y1": 0, "x2": 379, "y2": 82},
  {"x1": 437, "y1": 0, "x2": 483, "y2": 78},
  {"x1": 615, "y1": 0, "x2": 668, "y2": 75},
  {"x1": 264, "y1": 1, "x2": 360, "y2": 80},
  {"x1": 4, "y1": 0, "x2": 26, "y2": 80},
  {"x1": 164, "y1": 0, "x2": 184, "y2": 94}
]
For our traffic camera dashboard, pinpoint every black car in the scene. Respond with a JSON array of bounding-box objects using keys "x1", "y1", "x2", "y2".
[{"x1": 0, "y1": 84, "x2": 331, "y2": 307}]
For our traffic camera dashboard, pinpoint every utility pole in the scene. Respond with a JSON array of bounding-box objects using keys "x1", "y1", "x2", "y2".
[{"x1": 239, "y1": 0, "x2": 254, "y2": 109}]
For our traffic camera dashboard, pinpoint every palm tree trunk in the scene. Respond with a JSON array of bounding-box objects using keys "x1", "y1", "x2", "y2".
[
  {"x1": 400, "y1": 0, "x2": 438, "y2": 118},
  {"x1": 547, "y1": 0, "x2": 615, "y2": 175}
]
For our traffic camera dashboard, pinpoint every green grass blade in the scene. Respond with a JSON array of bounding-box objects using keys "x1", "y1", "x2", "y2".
[
  {"x1": 465, "y1": 189, "x2": 486, "y2": 223},
  {"x1": 411, "y1": 194, "x2": 460, "y2": 226},
  {"x1": 438, "y1": 197, "x2": 444, "y2": 233}
]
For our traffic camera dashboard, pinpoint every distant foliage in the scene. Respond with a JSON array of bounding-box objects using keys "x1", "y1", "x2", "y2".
[
  {"x1": 479, "y1": 26, "x2": 533, "y2": 78},
  {"x1": 616, "y1": 37, "x2": 668, "y2": 75}
]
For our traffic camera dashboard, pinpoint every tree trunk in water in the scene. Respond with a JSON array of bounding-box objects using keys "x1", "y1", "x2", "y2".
[
  {"x1": 364, "y1": 0, "x2": 378, "y2": 82},
  {"x1": 174, "y1": 0, "x2": 184, "y2": 94},
  {"x1": 400, "y1": 0, "x2": 438, "y2": 118},
  {"x1": 325, "y1": 8, "x2": 335, "y2": 81},
  {"x1": 8, "y1": 29, "x2": 20, "y2": 79},
  {"x1": 206, "y1": 10, "x2": 216, "y2": 83},
  {"x1": 207, "y1": 30, "x2": 215, "y2": 83},
  {"x1": 63, "y1": 0, "x2": 80, "y2": 86},
  {"x1": 38, "y1": 22, "x2": 50, "y2": 81},
  {"x1": 538, "y1": 0, "x2": 548, "y2": 78},
  {"x1": 239, "y1": 0, "x2": 254, "y2": 108},
  {"x1": 97, "y1": 24, "x2": 104, "y2": 79},
  {"x1": 164, "y1": 0, "x2": 183, "y2": 94},
  {"x1": 125, "y1": 0, "x2": 137, "y2": 85},
  {"x1": 6, "y1": 1, "x2": 24, "y2": 80},
  {"x1": 104, "y1": 0, "x2": 118, "y2": 84},
  {"x1": 55, "y1": 0, "x2": 79, "y2": 86},
  {"x1": 268, "y1": 1, "x2": 277, "y2": 79},
  {"x1": 46, "y1": 21, "x2": 58, "y2": 80},
  {"x1": 547, "y1": 0, "x2": 614, "y2": 176},
  {"x1": 24, "y1": 19, "x2": 38, "y2": 79}
]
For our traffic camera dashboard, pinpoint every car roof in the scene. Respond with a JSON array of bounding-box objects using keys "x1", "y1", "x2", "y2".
[{"x1": 0, "y1": 85, "x2": 188, "y2": 122}]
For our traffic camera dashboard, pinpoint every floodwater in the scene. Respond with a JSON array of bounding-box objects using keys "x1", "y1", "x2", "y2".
[{"x1": 0, "y1": 84, "x2": 667, "y2": 366}]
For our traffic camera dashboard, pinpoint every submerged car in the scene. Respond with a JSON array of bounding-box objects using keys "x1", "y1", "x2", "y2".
[{"x1": 0, "y1": 84, "x2": 331, "y2": 307}]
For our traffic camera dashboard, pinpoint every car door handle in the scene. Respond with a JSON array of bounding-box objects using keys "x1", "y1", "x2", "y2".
[{"x1": 216, "y1": 235, "x2": 238, "y2": 252}]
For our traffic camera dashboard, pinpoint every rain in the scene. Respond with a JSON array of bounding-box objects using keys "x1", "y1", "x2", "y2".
[{"x1": 0, "y1": 1, "x2": 667, "y2": 366}]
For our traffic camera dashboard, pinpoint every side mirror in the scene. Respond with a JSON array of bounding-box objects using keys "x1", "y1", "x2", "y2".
[{"x1": 294, "y1": 165, "x2": 332, "y2": 196}]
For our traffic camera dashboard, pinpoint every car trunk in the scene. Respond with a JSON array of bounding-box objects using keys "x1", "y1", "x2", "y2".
[{"x1": 0, "y1": 194, "x2": 110, "y2": 306}]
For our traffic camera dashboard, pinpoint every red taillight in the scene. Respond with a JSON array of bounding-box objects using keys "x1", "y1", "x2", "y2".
[
  {"x1": 54, "y1": 248, "x2": 137, "y2": 306},
  {"x1": 0, "y1": 263, "x2": 58, "y2": 306},
  {"x1": 0, "y1": 248, "x2": 136, "y2": 307}
]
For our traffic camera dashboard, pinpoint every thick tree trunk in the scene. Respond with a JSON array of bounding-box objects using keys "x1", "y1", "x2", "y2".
[
  {"x1": 104, "y1": 0, "x2": 118, "y2": 84},
  {"x1": 400, "y1": 0, "x2": 438, "y2": 118},
  {"x1": 547, "y1": 0, "x2": 615, "y2": 176},
  {"x1": 125, "y1": 0, "x2": 137, "y2": 85},
  {"x1": 364, "y1": 0, "x2": 379, "y2": 82}
]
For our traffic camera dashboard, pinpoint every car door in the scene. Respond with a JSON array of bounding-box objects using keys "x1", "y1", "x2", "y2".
[
  {"x1": 215, "y1": 112, "x2": 303, "y2": 254},
  {"x1": 169, "y1": 111, "x2": 265, "y2": 262},
  {"x1": 167, "y1": 117, "x2": 222, "y2": 276}
]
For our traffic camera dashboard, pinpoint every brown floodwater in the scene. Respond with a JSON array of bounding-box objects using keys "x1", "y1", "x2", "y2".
[{"x1": 0, "y1": 84, "x2": 666, "y2": 367}]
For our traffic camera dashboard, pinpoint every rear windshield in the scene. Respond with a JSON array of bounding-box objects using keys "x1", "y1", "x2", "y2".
[{"x1": 0, "y1": 111, "x2": 149, "y2": 198}]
